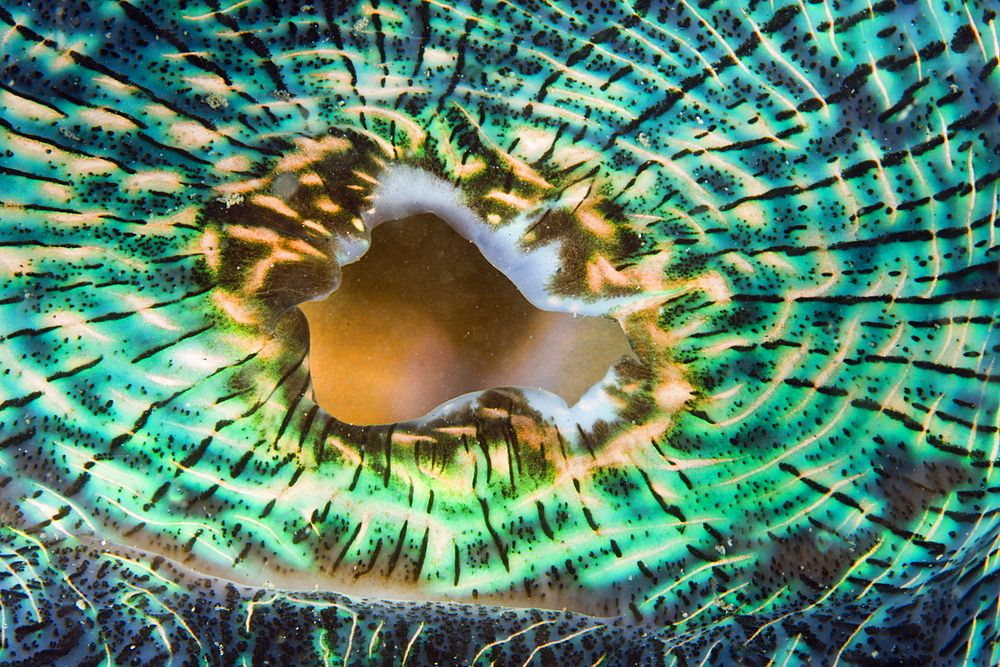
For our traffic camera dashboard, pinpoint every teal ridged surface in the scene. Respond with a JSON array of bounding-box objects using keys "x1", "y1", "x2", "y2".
[{"x1": 0, "y1": 0, "x2": 999, "y2": 664}]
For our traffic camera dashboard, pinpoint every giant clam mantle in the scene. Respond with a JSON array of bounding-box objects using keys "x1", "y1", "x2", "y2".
[{"x1": 1, "y1": 1, "x2": 999, "y2": 665}]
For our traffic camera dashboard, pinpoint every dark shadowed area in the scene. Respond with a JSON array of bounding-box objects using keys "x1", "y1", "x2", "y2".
[{"x1": 300, "y1": 214, "x2": 634, "y2": 424}]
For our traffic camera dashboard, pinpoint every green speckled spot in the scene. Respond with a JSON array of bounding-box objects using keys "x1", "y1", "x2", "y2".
[{"x1": 0, "y1": 0, "x2": 998, "y2": 665}]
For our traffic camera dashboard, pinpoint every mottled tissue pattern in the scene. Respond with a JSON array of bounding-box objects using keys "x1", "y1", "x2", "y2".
[{"x1": 0, "y1": 0, "x2": 998, "y2": 664}]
